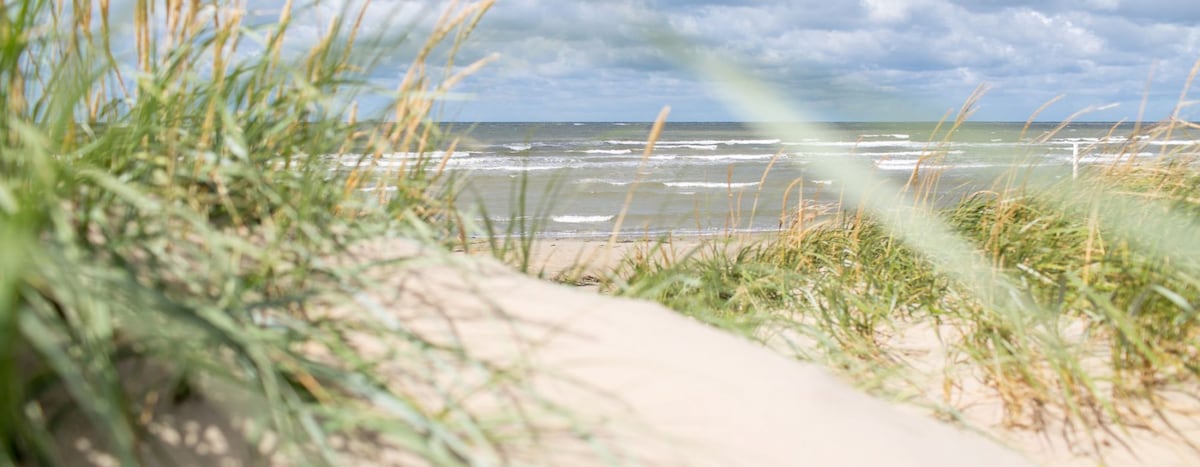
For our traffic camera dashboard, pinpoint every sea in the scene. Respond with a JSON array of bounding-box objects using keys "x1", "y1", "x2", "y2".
[{"x1": 347, "y1": 122, "x2": 1199, "y2": 238}]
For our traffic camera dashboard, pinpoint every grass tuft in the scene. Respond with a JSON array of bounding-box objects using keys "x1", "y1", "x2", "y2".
[
  {"x1": 0, "y1": 1, "x2": 551, "y2": 465},
  {"x1": 614, "y1": 112, "x2": 1200, "y2": 460}
]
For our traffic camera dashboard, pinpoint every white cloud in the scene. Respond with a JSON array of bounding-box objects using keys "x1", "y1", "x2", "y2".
[
  {"x1": 860, "y1": 0, "x2": 922, "y2": 23},
  {"x1": 360, "y1": 0, "x2": 1200, "y2": 121}
]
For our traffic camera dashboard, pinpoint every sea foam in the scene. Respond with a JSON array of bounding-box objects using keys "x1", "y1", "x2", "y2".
[
  {"x1": 604, "y1": 139, "x2": 780, "y2": 146},
  {"x1": 577, "y1": 178, "x2": 632, "y2": 186},
  {"x1": 874, "y1": 160, "x2": 1012, "y2": 171},
  {"x1": 664, "y1": 182, "x2": 759, "y2": 189},
  {"x1": 655, "y1": 144, "x2": 720, "y2": 150},
  {"x1": 552, "y1": 215, "x2": 614, "y2": 223}
]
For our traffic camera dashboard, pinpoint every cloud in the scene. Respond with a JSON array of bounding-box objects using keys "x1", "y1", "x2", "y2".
[
  {"x1": 860, "y1": 0, "x2": 931, "y2": 23},
  {"x1": 299, "y1": 0, "x2": 1200, "y2": 121}
]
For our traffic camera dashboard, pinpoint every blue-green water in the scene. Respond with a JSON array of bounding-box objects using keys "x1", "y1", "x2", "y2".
[{"x1": 349, "y1": 122, "x2": 1199, "y2": 237}]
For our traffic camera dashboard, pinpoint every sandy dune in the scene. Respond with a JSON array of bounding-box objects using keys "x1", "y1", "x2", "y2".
[
  {"x1": 340, "y1": 238, "x2": 1034, "y2": 465},
  {"x1": 522, "y1": 238, "x2": 1200, "y2": 466},
  {"x1": 56, "y1": 237, "x2": 1033, "y2": 466}
]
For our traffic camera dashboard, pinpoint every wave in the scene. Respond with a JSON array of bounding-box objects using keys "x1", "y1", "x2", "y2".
[
  {"x1": 1046, "y1": 136, "x2": 1200, "y2": 147},
  {"x1": 576, "y1": 178, "x2": 632, "y2": 186},
  {"x1": 552, "y1": 215, "x2": 614, "y2": 224},
  {"x1": 604, "y1": 139, "x2": 781, "y2": 146},
  {"x1": 663, "y1": 181, "x2": 759, "y2": 189},
  {"x1": 1142, "y1": 140, "x2": 1200, "y2": 146},
  {"x1": 647, "y1": 153, "x2": 777, "y2": 163},
  {"x1": 1063, "y1": 152, "x2": 1161, "y2": 163},
  {"x1": 485, "y1": 215, "x2": 533, "y2": 222},
  {"x1": 784, "y1": 140, "x2": 927, "y2": 149},
  {"x1": 790, "y1": 141, "x2": 1048, "y2": 151},
  {"x1": 655, "y1": 144, "x2": 720, "y2": 150},
  {"x1": 859, "y1": 134, "x2": 910, "y2": 139},
  {"x1": 873, "y1": 160, "x2": 1021, "y2": 171},
  {"x1": 583, "y1": 149, "x2": 633, "y2": 155},
  {"x1": 437, "y1": 152, "x2": 782, "y2": 171},
  {"x1": 381, "y1": 150, "x2": 472, "y2": 159},
  {"x1": 503, "y1": 144, "x2": 532, "y2": 151},
  {"x1": 470, "y1": 165, "x2": 561, "y2": 172},
  {"x1": 874, "y1": 159, "x2": 930, "y2": 171},
  {"x1": 719, "y1": 139, "x2": 780, "y2": 145},
  {"x1": 794, "y1": 150, "x2": 965, "y2": 158},
  {"x1": 1054, "y1": 136, "x2": 1130, "y2": 144},
  {"x1": 687, "y1": 154, "x2": 778, "y2": 161},
  {"x1": 334, "y1": 150, "x2": 472, "y2": 164},
  {"x1": 340, "y1": 160, "x2": 439, "y2": 169},
  {"x1": 1049, "y1": 139, "x2": 1197, "y2": 148}
]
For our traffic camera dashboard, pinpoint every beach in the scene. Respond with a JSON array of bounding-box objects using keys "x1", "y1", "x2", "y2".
[
  {"x1": 12, "y1": 1, "x2": 1200, "y2": 465},
  {"x1": 56, "y1": 232, "x2": 1200, "y2": 466},
  {"x1": 508, "y1": 233, "x2": 1200, "y2": 466},
  {"x1": 59, "y1": 236, "x2": 1038, "y2": 466}
]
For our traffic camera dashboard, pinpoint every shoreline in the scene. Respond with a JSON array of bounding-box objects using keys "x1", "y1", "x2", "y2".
[{"x1": 468, "y1": 231, "x2": 777, "y2": 280}]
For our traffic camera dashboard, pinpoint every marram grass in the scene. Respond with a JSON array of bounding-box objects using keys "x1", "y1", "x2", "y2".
[
  {"x1": 0, "y1": 1, "x2": 545, "y2": 465},
  {"x1": 613, "y1": 119, "x2": 1200, "y2": 455}
]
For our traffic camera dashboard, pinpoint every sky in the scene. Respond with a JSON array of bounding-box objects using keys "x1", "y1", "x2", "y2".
[{"x1": 300, "y1": 0, "x2": 1200, "y2": 122}]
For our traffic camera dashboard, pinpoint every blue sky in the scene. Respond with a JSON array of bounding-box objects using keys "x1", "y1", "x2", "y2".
[{"x1": 296, "y1": 0, "x2": 1200, "y2": 122}]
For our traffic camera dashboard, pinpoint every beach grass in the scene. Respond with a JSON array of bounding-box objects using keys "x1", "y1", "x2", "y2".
[
  {"x1": 602, "y1": 115, "x2": 1200, "y2": 459},
  {"x1": 0, "y1": 1, "x2": 549, "y2": 464}
]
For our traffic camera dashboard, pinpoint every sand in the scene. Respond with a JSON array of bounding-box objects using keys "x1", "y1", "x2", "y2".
[
  {"x1": 51, "y1": 234, "x2": 1200, "y2": 466},
  {"x1": 55, "y1": 235, "x2": 1035, "y2": 466},
  {"x1": 522, "y1": 238, "x2": 1200, "y2": 466},
  {"x1": 336, "y1": 237, "x2": 1034, "y2": 466}
]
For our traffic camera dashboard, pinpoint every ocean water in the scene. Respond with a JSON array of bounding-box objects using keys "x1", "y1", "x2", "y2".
[{"x1": 348, "y1": 122, "x2": 1200, "y2": 237}]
